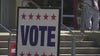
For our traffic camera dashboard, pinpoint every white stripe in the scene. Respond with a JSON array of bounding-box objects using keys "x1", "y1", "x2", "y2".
[{"x1": 11, "y1": 48, "x2": 16, "y2": 53}]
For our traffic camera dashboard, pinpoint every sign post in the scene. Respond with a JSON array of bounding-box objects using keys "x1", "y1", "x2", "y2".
[{"x1": 17, "y1": 7, "x2": 60, "y2": 56}]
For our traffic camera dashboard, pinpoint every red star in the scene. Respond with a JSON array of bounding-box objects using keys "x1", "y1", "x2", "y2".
[
  {"x1": 41, "y1": 53, "x2": 47, "y2": 56},
  {"x1": 44, "y1": 13, "x2": 48, "y2": 20},
  {"x1": 21, "y1": 13, "x2": 26, "y2": 19},
  {"x1": 51, "y1": 14, "x2": 56, "y2": 20},
  {"x1": 29, "y1": 13, "x2": 33, "y2": 19},
  {"x1": 27, "y1": 52, "x2": 32, "y2": 56},
  {"x1": 20, "y1": 52, "x2": 24, "y2": 56},
  {"x1": 36, "y1": 13, "x2": 41, "y2": 20},
  {"x1": 34, "y1": 52, "x2": 39, "y2": 56},
  {"x1": 49, "y1": 53, "x2": 54, "y2": 56}
]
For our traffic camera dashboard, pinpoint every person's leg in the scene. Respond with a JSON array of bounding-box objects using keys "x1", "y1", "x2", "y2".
[
  {"x1": 92, "y1": 10, "x2": 99, "y2": 30},
  {"x1": 83, "y1": 7, "x2": 92, "y2": 30}
]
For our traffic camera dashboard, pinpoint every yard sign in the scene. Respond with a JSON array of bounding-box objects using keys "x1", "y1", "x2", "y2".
[{"x1": 17, "y1": 7, "x2": 60, "y2": 56}]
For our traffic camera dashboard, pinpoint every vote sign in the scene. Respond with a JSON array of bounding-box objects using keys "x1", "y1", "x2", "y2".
[{"x1": 17, "y1": 7, "x2": 60, "y2": 56}]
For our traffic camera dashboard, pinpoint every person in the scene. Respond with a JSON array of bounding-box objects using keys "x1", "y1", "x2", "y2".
[{"x1": 82, "y1": 0, "x2": 99, "y2": 31}]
